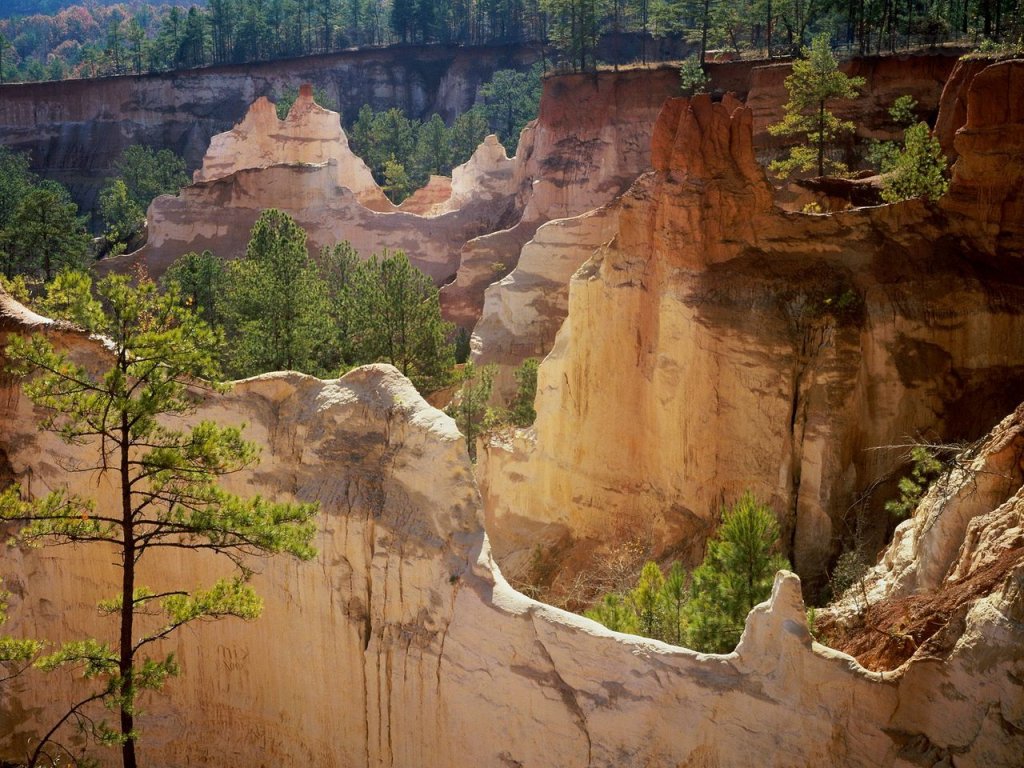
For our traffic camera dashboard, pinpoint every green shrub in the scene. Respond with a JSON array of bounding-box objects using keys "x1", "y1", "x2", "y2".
[{"x1": 581, "y1": 493, "x2": 790, "y2": 653}]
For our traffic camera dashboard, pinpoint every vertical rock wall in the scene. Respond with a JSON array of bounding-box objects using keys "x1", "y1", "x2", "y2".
[
  {"x1": 1, "y1": 289, "x2": 1021, "y2": 767},
  {"x1": 479, "y1": 62, "x2": 1024, "y2": 597}
]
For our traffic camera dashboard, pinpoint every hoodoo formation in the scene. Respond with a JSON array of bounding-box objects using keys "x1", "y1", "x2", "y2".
[
  {"x1": 0, "y1": 22, "x2": 1022, "y2": 768},
  {"x1": 479, "y1": 58, "x2": 1024, "y2": 599}
]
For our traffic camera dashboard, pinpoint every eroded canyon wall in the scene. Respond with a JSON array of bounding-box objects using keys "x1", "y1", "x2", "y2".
[
  {"x1": 106, "y1": 92, "x2": 519, "y2": 281},
  {"x1": 440, "y1": 66, "x2": 684, "y2": 328},
  {"x1": 0, "y1": 44, "x2": 537, "y2": 219},
  {"x1": 0, "y1": 290, "x2": 1021, "y2": 767},
  {"x1": 479, "y1": 59, "x2": 1024, "y2": 598}
]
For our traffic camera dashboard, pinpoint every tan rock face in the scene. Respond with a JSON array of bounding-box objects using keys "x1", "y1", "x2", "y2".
[
  {"x1": 468, "y1": 54, "x2": 965, "y2": 390},
  {"x1": 193, "y1": 84, "x2": 391, "y2": 211},
  {"x1": 2, "y1": 289, "x2": 1021, "y2": 767},
  {"x1": 472, "y1": 205, "x2": 621, "y2": 396},
  {"x1": 110, "y1": 161, "x2": 517, "y2": 283},
  {"x1": 396, "y1": 175, "x2": 454, "y2": 215},
  {"x1": 939, "y1": 58, "x2": 1024, "y2": 254},
  {"x1": 440, "y1": 68, "x2": 683, "y2": 329},
  {"x1": 480, "y1": 64, "x2": 1024, "y2": 598},
  {"x1": 111, "y1": 109, "x2": 518, "y2": 282}
]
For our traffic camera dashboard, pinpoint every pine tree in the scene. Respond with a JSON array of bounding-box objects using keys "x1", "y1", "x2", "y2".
[
  {"x1": 111, "y1": 146, "x2": 189, "y2": 212},
  {"x1": 509, "y1": 357, "x2": 539, "y2": 427},
  {"x1": 1, "y1": 186, "x2": 90, "y2": 281},
  {"x1": 345, "y1": 250, "x2": 455, "y2": 392},
  {"x1": 221, "y1": 209, "x2": 332, "y2": 377},
  {"x1": 584, "y1": 593, "x2": 637, "y2": 633},
  {"x1": 881, "y1": 122, "x2": 949, "y2": 203},
  {"x1": 98, "y1": 178, "x2": 145, "y2": 246},
  {"x1": 162, "y1": 250, "x2": 227, "y2": 327},
  {"x1": 0, "y1": 273, "x2": 317, "y2": 767},
  {"x1": 767, "y1": 33, "x2": 865, "y2": 178},
  {"x1": 445, "y1": 362, "x2": 496, "y2": 461},
  {"x1": 412, "y1": 114, "x2": 453, "y2": 184},
  {"x1": 450, "y1": 108, "x2": 490, "y2": 163},
  {"x1": 629, "y1": 561, "x2": 666, "y2": 638},
  {"x1": 478, "y1": 66, "x2": 542, "y2": 147},
  {"x1": 661, "y1": 561, "x2": 686, "y2": 645},
  {"x1": 684, "y1": 493, "x2": 789, "y2": 653}
]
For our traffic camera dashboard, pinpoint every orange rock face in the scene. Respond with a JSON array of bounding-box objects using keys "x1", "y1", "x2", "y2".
[
  {"x1": 940, "y1": 58, "x2": 1024, "y2": 254},
  {"x1": 2, "y1": 287, "x2": 1023, "y2": 767},
  {"x1": 480, "y1": 63, "x2": 1024, "y2": 599},
  {"x1": 440, "y1": 67, "x2": 683, "y2": 329}
]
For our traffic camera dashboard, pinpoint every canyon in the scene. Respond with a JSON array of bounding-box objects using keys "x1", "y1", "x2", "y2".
[
  {"x1": 478, "y1": 57, "x2": 1024, "y2": 600},
  {"x1": 0, "y1": 43, "x2": 538, "y2": 220},
  {"x1": 0, "y1": 46, "x2": 1022, "y2": 768},
  {"x1": 0, "y1": 288, "x2": 1022, "y2": 766}
]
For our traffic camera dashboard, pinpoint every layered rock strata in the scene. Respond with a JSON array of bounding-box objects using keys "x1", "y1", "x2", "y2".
[
  {"x1": 109, "y1": 102, "x2": 519, "y2": 281},
  {"x1": 192, "y1": 84, "x2": 391, "y2": 211},
  {"x1": 0, "y1": 43, "x2": 538, "y2": 217},
  {"x1": 468, "y1": 53, "x2": 966, "y2": 380},
  {"x1": 480, "y1": 60, "x2": 1024, "y2": 597},
  {"x1": 439, "y1": 67, "x2": 683, "y2": 328},
  {"x1": 1, "y1": 289, "x2": 1021, "y2": 766},
  {"x1": 820, "y1": 402, "x2": 1024, "y2": 731}
]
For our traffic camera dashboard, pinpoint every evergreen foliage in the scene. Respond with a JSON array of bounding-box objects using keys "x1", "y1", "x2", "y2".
[
  {"x1": 220, "y1": 209, "x2": 332, "y2": 377},
  {"x1": 509, "y1": 357, "x2": 539, "y2": 427},
  {"x1": 1, "y1": 0, "x2": 1019, "y2": 82},
  {"x1": 880, "y1": 122, "x2": 949, "y2": 203},
  {"x1": 445, "y1": 362, "x2": 496, "y2": 461},
  {"x1": 98, "y1": 178, "x2": 145, "y2": 245},
  {"x1": 161, "y1": 249, "x2": 226, "y2": 327},
  {"x1": 684, "y1": 492, "x2": 789, "y2": 652},
  {"x1": 0, "y1": 584, "x2": 42, "y2": 682},
  {"x1": 479, "y1": 65, "x2": 542, "y2": 148},
  {"x1": 345, "y1": 67, "x2": 537, "y2": 202},
  {"x1": 581, "y1": 493, "x2": 789, "y2": 653},
  {"x1": 884, "y1": 445, "x2": 944, "y2": 519},
  {"x1": 98, "y1": 146, "x2": 188, "y2": 246},
  {"x1": 344, "y1": 249, "x2": 455, "y2": 391},
  {"x1": 679, "y1": 56, "x2": 709, "y2": 95},
  {"x1": 1, "y1": 185, "x2": 90, "y2": 281},
  {"x1": 162, "y1": 224, "x2": 456, "y2": 392},
  {"x1": 274, "y1": 84, "x2": 338, "y2": 120},
  {"x1": 0, "y1": 272, "x2": 318, "y2": 767},
  {"x1": 112, "y1": 146, "x2": 189, "y2": 211},
  {"x1": 767, "y1": 33, "x2": 865, "y2": 178}
]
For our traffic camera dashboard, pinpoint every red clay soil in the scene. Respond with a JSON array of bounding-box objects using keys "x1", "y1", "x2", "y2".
[{"x1": 818, "y1": 546, "x2": 1024, "y2": 672}]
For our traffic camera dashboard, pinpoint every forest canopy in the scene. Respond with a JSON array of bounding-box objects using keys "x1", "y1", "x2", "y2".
[{"x1": 1, "y1": 0, "x2": 1020, "y2": 83}]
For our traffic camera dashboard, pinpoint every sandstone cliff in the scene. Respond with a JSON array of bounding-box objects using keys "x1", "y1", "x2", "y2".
[
  {"x1": 107, "y1": 96, "x2": 519, "y2": 282},
  {"x1": 439, "y1": 66, "x2": 682, "y2": 329},
  {"x1": 822, "y1": 402, "x2": 1024, "y2": 674},
  {"x1": 1, "y1": 289, "x2": 1021, "y2": 767},
  {"x1": 192, "y1": 84, "x2": 391, "y2": 211},
  {"x1": 0, "y1": 44, "x2": 538, "y2": 219},
  {"x1": 468, "y1": 53, "x2": 966, "y2": 387},
  {"x1": 479, "y1": 60, "x2": 1024, "y2": 600}
]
